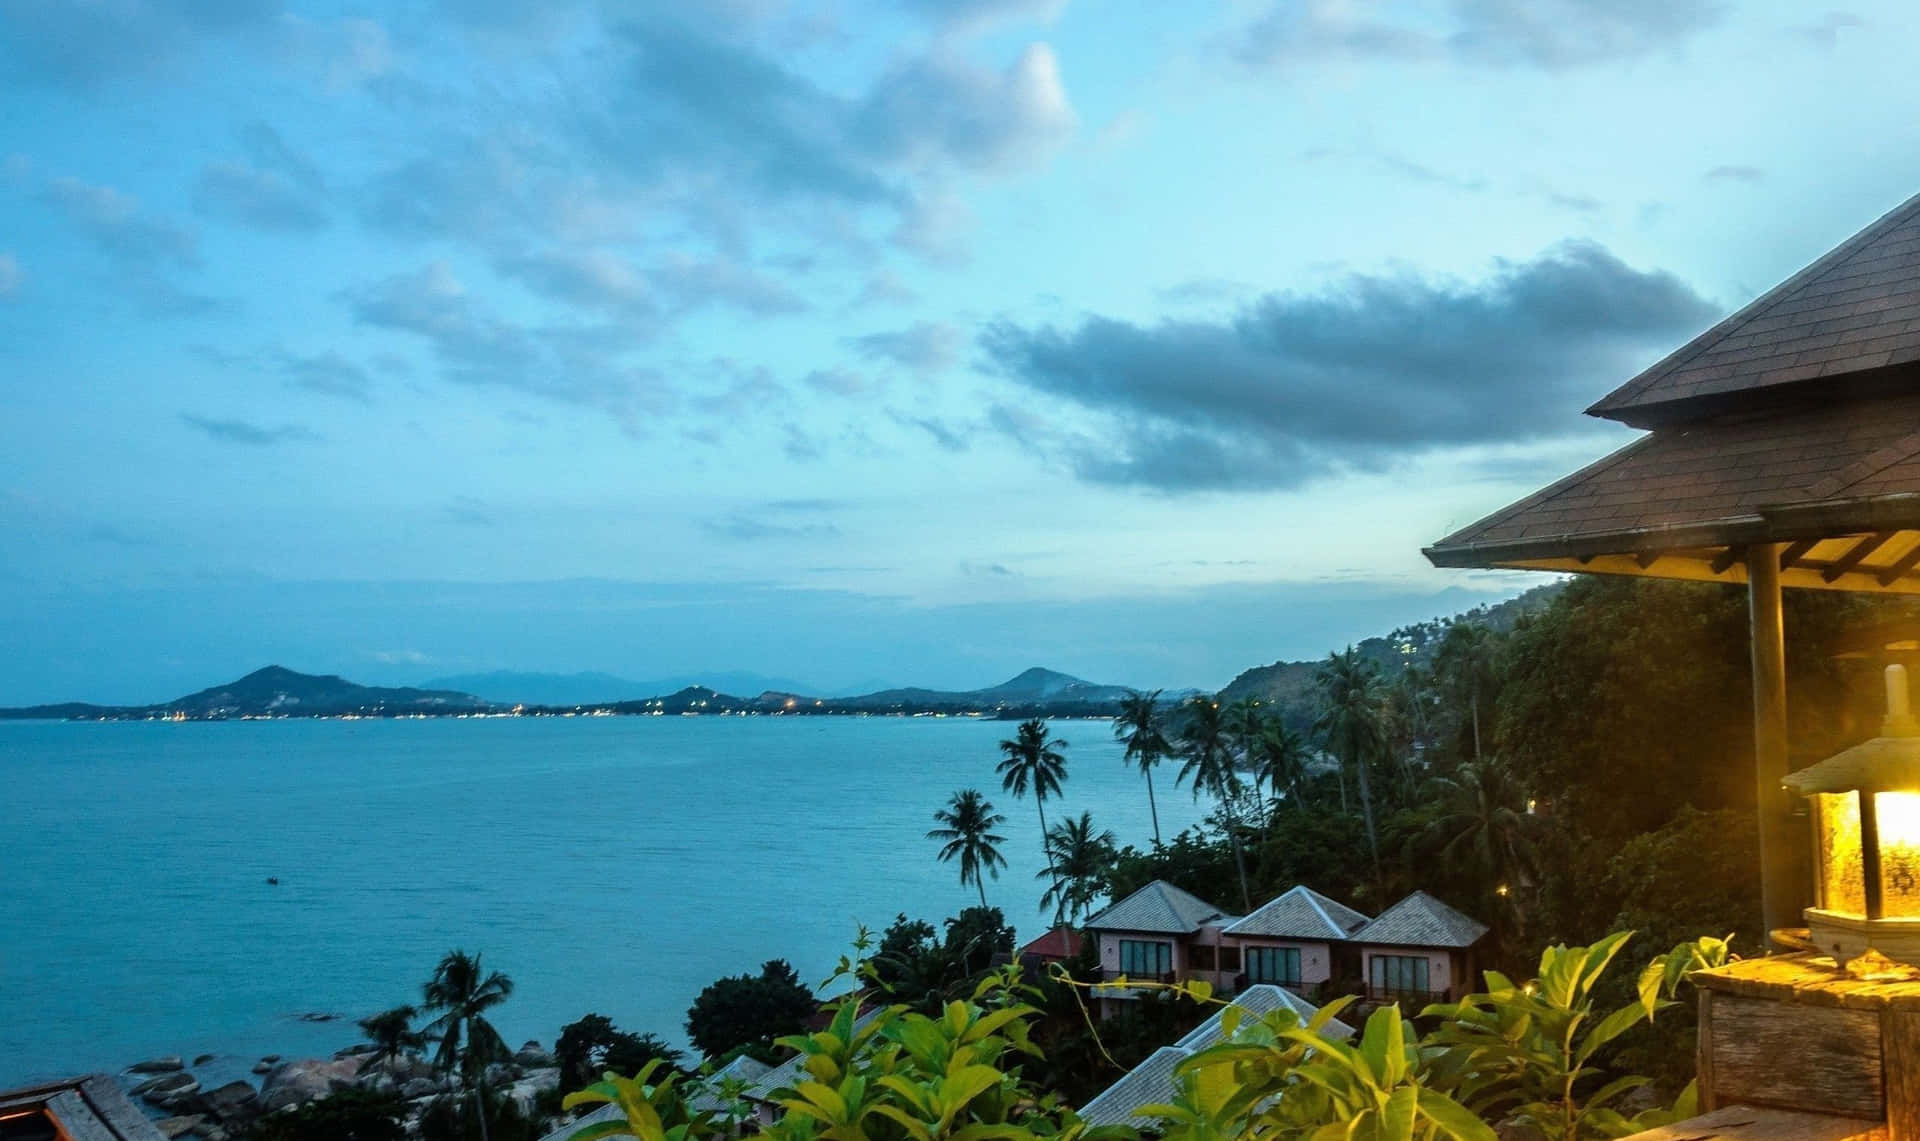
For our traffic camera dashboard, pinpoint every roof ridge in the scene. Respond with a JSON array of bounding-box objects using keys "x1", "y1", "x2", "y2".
[
  {"x1": 1299, "y1": 886, "x2": 1343, "y2": 939},
  {"x1": 1590, "y1": 189, "x2": 1920, "y2": 419}
]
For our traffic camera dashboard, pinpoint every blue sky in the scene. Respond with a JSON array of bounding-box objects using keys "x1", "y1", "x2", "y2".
[{"x1": 3, "y1": 0, "x2": 1917, "y2": 703}]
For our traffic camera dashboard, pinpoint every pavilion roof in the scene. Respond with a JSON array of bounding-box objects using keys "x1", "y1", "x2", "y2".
[
  {"x1": 1590, "y1": 190, "x2": 1920, "y2": 427},
  {"x1": 1426, "y1": 190, "x2": 1920, "y2": 588}
]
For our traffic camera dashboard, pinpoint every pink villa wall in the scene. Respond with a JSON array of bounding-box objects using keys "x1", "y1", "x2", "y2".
[
  {"x1": 1096, "y1": 931, "x2": 1188, "y2": 977},
  {"x1": 1228, "y1": 936, "x2": 1333, "y2": 987},
  {"x1": 1360, "y1": 947, "x2": 1458, "y2": 998}
]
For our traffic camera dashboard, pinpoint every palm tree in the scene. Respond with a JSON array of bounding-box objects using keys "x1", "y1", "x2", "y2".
[
  {"x1": 927, "y1": 789, "x2": 1010, "y2": 910},
  {"x1": 1315, "y1": 648, "x2": 1385, "y2": 873},
  {"x1": 1225, "y1": 697, "x2": 1266, "y2": 796},
  {"x1": 1176, "y1": 696, "x2": 1253, "y2": 912},
  {"x1": 422, "y1": 950, "x2": 514, "y2": 1141},
  {"x1": 1038, "y1": 812, "x2": 1117, "y2": 925},
  {"x1": 1433, "y1": 622, "x2": 1498, "y2": 764},
  {"x1": 357, "y1": 1005, "x2": 427, "y2": 1075},
  {"x1": 1113, "y1": 690, "x2": 1171, "y2": 846},
  {"x1": 995, "y1": 718, "x2": 1068, "y2": 881},
  {"x1": 1254, "y1": 719, "x2": 1310, "y2": 810},
  {"x1": 1421, "y1": 758, "x2": 1538, "y2": 920}
]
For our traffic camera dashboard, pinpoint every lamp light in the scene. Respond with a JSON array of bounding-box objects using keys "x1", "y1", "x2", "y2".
[{"x1": 1784, "y1": 663, "x2": 1920, "y2": 963}]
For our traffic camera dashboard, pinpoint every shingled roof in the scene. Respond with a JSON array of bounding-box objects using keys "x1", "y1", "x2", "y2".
[
  {"x1": 0, "y1": 1076, "x2": 166, "y2": 1141},
  {"x1": 1426, "y1": 190, "x2": 1920, "y2": 594},
  {"x1": 1077, "y1": 986, "x2": 1354, "y2": 1129},
  {"x1": 1352, "y1": 891, "x2": 1488, "y2": 949},
  {"x1": 1591, "y1": 190, "x2": 1920, "y2": 426},
  {"x1": 1224, "y1": 885, "x2": 1370, "y2": 941},
  {"x1": 1084, "y1": 880, "x2": 1232, "y2": 934}
]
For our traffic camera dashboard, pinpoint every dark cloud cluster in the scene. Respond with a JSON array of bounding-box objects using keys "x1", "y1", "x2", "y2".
[
  {"x1": 1237, "y1": 0, "x2": 1723, "y2": 71},
  {"x1": 180, "y1": 414, "x2": 318, "y2": 446},
  {"x1": 981, "y1": 241, "x2": 1720, "y2": 491}
]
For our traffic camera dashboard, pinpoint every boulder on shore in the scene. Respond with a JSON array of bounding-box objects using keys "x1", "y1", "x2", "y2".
[
  {"x1": 154, "y1": 1115, "x2": 203, "y2": 1140},
  {"x1": 129, "y1": 1056, "x2": 186, "y2": 1074},
  {"x1": 506, "y1": 1068, "x2": 560, "y2": 1115},
  {"x1": 137, "y1": 1072, "x2": 199, "y2": 1103},
  {"x1": 400, "y1": 1078, "x2": 440, "y2": 1100},
  {"x1": 192, "y1": 1054, "x2": 216, "y2": 1066},
  {"x1": 513, "y1": 1041, "x2": 556, "y2": 1068},
  {"x1": 201, "y1": 1080, "x2": 261, "y2": 1127},
  {"x1": 260, "y1": 1056, "x2": 365, "y2": 1112},
  {"x1": 251, "y1": 1061, "x2": 273, "y2": 1075}
]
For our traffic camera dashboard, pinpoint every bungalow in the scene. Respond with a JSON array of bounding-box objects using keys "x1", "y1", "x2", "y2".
[
  {"x1": 1016, "y1": 927, "x2": 1085, "y2": 971},
  {"x1": 1349, "y1": 890, "x2": 1489, "y2": 1004},
  {"x1": 1221, "y1": 884, "x2": 1371, "y2": 998},
  {"x1": 0, "y1": 1075, "x2": 166, "y2": 1141},
  {"x1": 1076, "y1": 984, "x2": 1355, "y2": 1130},
  {"x1": 1082, "y1": 881, "x2": 1240, "y2": 1017}
]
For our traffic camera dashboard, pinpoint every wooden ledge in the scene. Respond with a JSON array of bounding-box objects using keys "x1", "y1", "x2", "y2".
[
  {"x1": 1692, "y1": 953, "x2": 1920, "y2": 1011},
  {"x1": 1624, "y1": 1106, "x2": 1886, "y2": 1141}
]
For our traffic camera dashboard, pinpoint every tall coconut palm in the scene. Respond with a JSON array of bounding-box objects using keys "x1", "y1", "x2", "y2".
[
  {"x1": 1433, "y1": 622, "x2": 1498, "y2": 764},
  {"x1": 1225, "y1": 697, "x2": 1266, "y2": 797},
  {"x1": 927, "y1": 788, "x2": 1010, "y2": 910},
  {"x1": 1113, "y1": 690, "x2": 1171, "y2": 846},
  {"x1": 996, "y1": 718, "x2": 1069, "y2": 881},
  {"x1": 1254, "y1": 719, "x2": 1310, "y2": 810},
  {"x1": 1315, "y1": 648, "x2": 1385, "y2": 873},
  {"x1": 1038, "y1": 812, "x2": 1117, "y2": 926},
  {"x1": 357, "y1": 1004, "x2": 427, "y2": 1074},
  {"x1": 1176, "y1": 696, "x2": 1253, "y2": 912},
  {"x1": 422, "y1": 950, "x2": 513, "y2": 1141},
  {"x1": 1421, "y1": 758, "x2": 1538, "y2": 919}
]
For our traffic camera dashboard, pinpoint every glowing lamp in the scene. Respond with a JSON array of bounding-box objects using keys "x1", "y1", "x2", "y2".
[{"x1": 1785, "y1": 663, "x2": 1920, "y2": 963}]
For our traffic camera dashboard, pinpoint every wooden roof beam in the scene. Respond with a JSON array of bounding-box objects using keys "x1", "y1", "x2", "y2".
[
  {"x1": 1779, "y1": 539, "x2": 1820, "y2": 570},
  {"x1": 1823, "y1": 532, "x2": 1899, "y2": 583},
  {"x1": 1878, "y1": 538, "x2": 1920, "y2": 587},
  {"x1": 1711, "y1": 545, "x2": 1746, "y2": 575}
]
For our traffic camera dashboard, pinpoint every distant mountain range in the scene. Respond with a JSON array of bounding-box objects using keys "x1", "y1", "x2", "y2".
[
  {"x1": 0, "y1": 666, "x2": 490, "y2": 721},
  {"x1": 0, "y1": 665, "x2": 1149, "y2": 721},
  {"x1": 420, "y1": 669, "x2": 820, "y2": 707}
]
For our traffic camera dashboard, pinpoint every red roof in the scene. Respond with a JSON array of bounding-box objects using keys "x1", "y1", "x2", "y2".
[{"x1": 1019, "y1": 927, "x2": 1084, "y2": 960}]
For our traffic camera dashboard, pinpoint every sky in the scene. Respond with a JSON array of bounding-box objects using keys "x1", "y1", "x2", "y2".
[{"x1": 4, "y1": 0, "x2": 1919, "y2": 704}]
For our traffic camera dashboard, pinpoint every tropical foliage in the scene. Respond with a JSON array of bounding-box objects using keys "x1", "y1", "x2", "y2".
[
  {"x1": 683, "y1": 959, "x2": 819, "y2": 1062},
  {"x1": 996, "y1": 718, "x2": 1070, "y2": 881},
  {"x1": 927, "y1": 789, "x2": 1010, "y2": 910}
]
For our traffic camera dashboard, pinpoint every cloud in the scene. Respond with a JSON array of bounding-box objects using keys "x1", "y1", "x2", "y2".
[
  {"x1": 1704, "y1": 165, "x2": 1765, "y2": 184},
  {"x1": 282, "y1": 351, "x2": 373, "y2": 402},
  {"x1": 495, "y1": 248, "x2": 656, "y2": 318},
  {"x1": 703, "y1": 514, "x2": 840, "y2": 540},
  {"x1": 42, "y1": 176, "x2": 198, "y2": 266},
  {"x1": 888, "y1": 411, "x2": 972, "y2": 452},
  {"x1": 853, "y1": 43, "x2": 1075, "y2": 174},
  {"x1": 652, "y1": 254, "x2": 809, "y2": 316},
  {"x1": 344, "y1": 262, "x2": 675, "y2": 429},
  {"x1": 0, "y1": 0, "x2": 280, "y2": 90},
  {"x1": 847, "y1": 321, "x2": 962, "y2": 376},
  {"x1": 852, "y1": 271, "x2": 920, "y2": 308},
  {"x1": 1794, "y1": 10, "x2": 1863, "y2": 47},
  {"x1": 901, "y1": 0, "x2": 1067, "y2": 35},
  {"x1": 1237, "y1": 0, "x2": 1723, "y2": 71},
  {"x1": 981, "y1": 240, "x2": 1719, "y2": 491},
  {"x1": 803, "y1": 367, "x2": 872, "y2": 397},
  {"x1": 194, "y1": 162, "x2": 328, "y2": 231},
  {"x1": 180, "y1": 414, "x2": 318, "y2": 446},
  {"x1": 0, "y1": 253, "x2": 20, "y2": 298},
  {"x1": 445, "y1": 496, "x2": 494, "y2": 527}
]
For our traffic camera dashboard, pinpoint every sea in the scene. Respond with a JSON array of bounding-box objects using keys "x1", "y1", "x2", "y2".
[{"x1": 0, "y1": 716, "x2": 1206, "y2": 1088}]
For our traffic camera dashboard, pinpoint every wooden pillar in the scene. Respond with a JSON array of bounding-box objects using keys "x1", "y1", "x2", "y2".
[{"x1": 1749, "y1": 543, "x2": 1798, "y2": 938}]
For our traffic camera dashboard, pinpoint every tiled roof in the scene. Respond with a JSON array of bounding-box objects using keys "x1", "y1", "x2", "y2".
[
  {"x1": 1591, "y1": 190, "x2": 1920, "y2": 424},
  {"x1": 0, "y1": 1076, "x2": 167, "y2": 1141},
  {"x1": 686, "y1": 1054, "x2": 773, "y2": 1115},
  {"x1": 538, "y1": 1103, "x2": 623, "y2": 1141},
  {"x1": 1077, "y1": 986, "x2": 1354, "y2": 1128},
  {"x1": 1224, "y1": 885, "x2": 1371, "y2": 940},
  {"x1": 1084, "y1": 880, "x2": 1231, "y2": 934},
  {"x1": 1353, "y1": 891, "x2": 1488, "y2": 949},
  {"x1": 1426, "y1": 390, "x2": 1920, "y2": 562},
  {"x1": 1020, "y1": 927, "x2": 1085, "y2": 959}
]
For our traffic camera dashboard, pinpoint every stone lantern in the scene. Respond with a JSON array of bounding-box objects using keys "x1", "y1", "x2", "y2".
[{"x1": 1785, "y1": 663, "x2": 1920, "y2": 964}]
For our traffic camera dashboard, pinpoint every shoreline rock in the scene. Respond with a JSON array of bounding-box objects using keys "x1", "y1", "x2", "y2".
[{"x1": 128, "y1": 1056, "x2": 186, "y2": 1074}]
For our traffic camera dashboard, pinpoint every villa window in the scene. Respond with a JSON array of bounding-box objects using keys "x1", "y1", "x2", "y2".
[
  {"x1": 1370, "y1": 954, "x2": 1432, "y2": 996},
  {"x1": 1245, "y1": 946, "x2": 1302, "y2": 986},
  {"x1": 1219, "y1": 946, "x2": 1240, "y2": 972},
  {"x1": 1190, "y1": 945, "x2": 1216, "y2": 969},
  {"x1": 1118, "y1": 939, "x2": 1171, "y2": 977}
]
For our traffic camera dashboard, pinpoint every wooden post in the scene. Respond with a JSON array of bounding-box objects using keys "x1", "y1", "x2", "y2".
[
  {"x1": 1749, "y1": 543, "x2": 1799, "y2": 938},
  {"x1": 1886, "y1": 1010, "x2": 1920, "y2": 1141}
]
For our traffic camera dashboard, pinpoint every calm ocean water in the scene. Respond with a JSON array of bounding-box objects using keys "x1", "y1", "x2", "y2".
[{"x1": 0, "y1": 717, "x2": 1203, "y2": 1086}]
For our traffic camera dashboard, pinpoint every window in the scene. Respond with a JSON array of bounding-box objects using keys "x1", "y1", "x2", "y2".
[
  {"x1": 1218, "y1": 946, "x2": 1241, "y2": 972},
  {"x1": 1245, "y1": 946, "x2": 1302, "y2": 986},
  {"x1": 1370, "y1": 954, "x2": 1432, "y2": 996},
  {"x1": 1119, "y1": 939, "x2": 1172, "y2": 977},
  {"x1": 1189, "y1": 945, "x2": 1216, "y2": 970}
]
